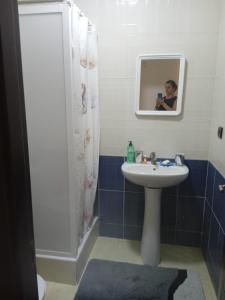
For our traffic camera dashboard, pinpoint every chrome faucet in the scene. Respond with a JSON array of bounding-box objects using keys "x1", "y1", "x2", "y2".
[
  {"x1": 136, "y1": 151, "x2": 157, "y2": 164},
  {"x1": 149, "y1": 152, "x2": 157, "y2": 165},
  {"x1": 135, "y1": 150, "x2": 144, "y2": 163},
  {"x1": 175, "y1": 153, "x2": 185, "y2": 166}
]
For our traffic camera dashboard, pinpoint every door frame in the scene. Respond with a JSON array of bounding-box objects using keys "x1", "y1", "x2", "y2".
[{"x1": 0, "y1": 0, "x2": 38, "y2": 299}]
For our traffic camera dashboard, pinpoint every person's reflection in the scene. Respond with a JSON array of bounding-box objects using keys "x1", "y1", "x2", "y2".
[{"x1": 155, "y1": 80, "x2": 177, "y2": 111}]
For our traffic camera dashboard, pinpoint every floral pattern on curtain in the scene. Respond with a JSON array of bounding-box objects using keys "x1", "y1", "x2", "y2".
[{"x1": 71, "y1": 5, "x2": 100, "y2": 243}]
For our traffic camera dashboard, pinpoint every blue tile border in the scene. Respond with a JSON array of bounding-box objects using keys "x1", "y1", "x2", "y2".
[
  {"x1": 124, "y1": 225, "x2": 142, "y2": 241},
  {"x1": 185, "y1": 159, "x2": 208, "y2": 170},
  {"x1": 98, "y1": 156, "x2": 211, "y2": 245},
  {"x1": 179, "y1": 168, "x2": 207, "y2": 197},
  {"x1": 124, "y1": 192, "x2": 144, "y2": 226},
  {"x1": 212, "y1": 170, "x2": 225, "y2": 232},
  {"x1": 99, "y1": 156, "x2": 124, "y2": 191},
  {"x1": 175, "y1": 230, "x2": 202, "y2": 247},
  {"x1": 98, "y1": 156, "x2": 211, "y2": 247},
  {"x1": 99, "y1": 223, "x2": 123, "y2": 239},
  {"x1": 176, "y1": 196, "x2": 204, "y2": 232},
  {"x1": 162, "y1": 185, "x2": 178, "y2": 196},
  {"x1": 203, "y1": 211, "x2": 225, "y2": 297},
  {"x1": 206, "y1": 162, "x2": 216, "y2": 208},
  {"x1": 99, "y1": 190, "x2": 123, "y2": 224},
  {"x1": 161, "y1": 193, "x2": 177, "y2": 230},
  {"x1": 161, "y1": 229, "x2": 176, "y2": 244},
  {"x1": 202, "y1": 201, "x2": 211, "y2": 250},
  {"x1": 125, "y1": 179, "x2": 144, "y2": 193},
  {"x1": 202, "y1": 162, "x2": 225, "y2": 299},
  {"x1": 180, "y1": 160, "x2": 207, "y2": 197}
]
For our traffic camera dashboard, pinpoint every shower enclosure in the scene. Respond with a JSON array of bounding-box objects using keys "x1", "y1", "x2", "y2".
[{"x1": 19, "y1": 1, "x2": 99, "y2": 283}]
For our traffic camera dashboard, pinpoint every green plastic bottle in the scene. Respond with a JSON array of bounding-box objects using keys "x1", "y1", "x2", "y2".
[{"x1": 127, "y1": 141, "x2": 135, "y2": 163}]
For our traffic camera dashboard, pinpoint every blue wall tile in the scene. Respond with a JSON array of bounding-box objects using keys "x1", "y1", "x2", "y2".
[
  {"x1": 176, "y1": 231, "x2": 201, "y2": 247},
  {"x1": 124, "y1": 192, "x2": 144, "y2": 226},
  {"x1": 205, "y1": 252, "x2": 219, "y2": 294},
  {"x1": 98, "y1": 156, "x2": 208, "y2": 246},
  {"x1": 208, "y1": 214, "x2": 220, "y2": 262},
  {"x1": 214, "y1": 228, "x2": 224, "y2": 290},
  {"x1": 99, "y1": 156, "x2": 124, "y2": 190},
  {"x1": 201, "y1": 162, "x2": 225, "y2": 300},
  {"x1": 124, "y1": 226, "x2": 142, "y2": 241},
  {"x1": 206, "y1": 162, "x2": 216, "y2": 208},
  {"x1": 179, "y1": 160, "x2": 207, "y2": 197},
  {"x1": 99, "y1": 190, "x2": 123, "y2": 224},
  {"x1": 212, "y1": 171, "x2": 225, "y2": 232},
  {"x1": 163, "y1": 185, "x2": 178, "y2": 196},
  {"x1": 177, "y1": 196, "x2": 204, "y2": 232},
  {"x1": 99, "y1": 223, "x2": 123, "y2": 239},
  {"x1": 161, "y1": 192, "x2": 177, "y2": 244},
  {"x1": 161, "y1": 229, "x2": 176, "y2": 244},
  {"x1": 207, "y1": 214, "x2": 225, "y2": 295},
  {"x1": 125, "y1": 179, "x2": 144, "y2": 193},
  {"x1": 186, "y1": 160, "x2": 208, "y2": 171},
  {"x1": 161, "y1": 193, "x2": 177, "y2": 230},
  {"x1": 97, "y1": 156, "x2": 225, "y2": 299},
  {"x1": 179, "y1": 171, "x2": 207, "y2": 197},
  {"x1": 202, "y1": 201, "x2": 211, "y2": 252}
]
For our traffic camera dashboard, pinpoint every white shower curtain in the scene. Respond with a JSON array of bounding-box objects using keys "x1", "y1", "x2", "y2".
[{"x1": 71, "y1": 5, "x2": 100, "y2": 243}]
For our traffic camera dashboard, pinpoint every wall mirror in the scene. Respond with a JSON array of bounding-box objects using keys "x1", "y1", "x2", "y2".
[{"x1": 135, "y1": 53, "x2": 185, "y2": 116}]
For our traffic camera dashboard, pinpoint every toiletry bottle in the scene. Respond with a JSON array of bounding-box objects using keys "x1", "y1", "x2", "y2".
[{"x1": 127, "y1": 141, "x2": 135, "y2": 163}]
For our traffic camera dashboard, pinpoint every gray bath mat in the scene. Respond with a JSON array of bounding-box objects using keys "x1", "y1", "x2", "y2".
[{"x1": 74, "y1": 259, "x2": 188, "y2": 300}]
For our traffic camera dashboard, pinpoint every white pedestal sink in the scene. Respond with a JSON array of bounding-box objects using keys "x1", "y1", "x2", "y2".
[{"x1": 121, "y1": 162, "x2": 189, "y2": 266}]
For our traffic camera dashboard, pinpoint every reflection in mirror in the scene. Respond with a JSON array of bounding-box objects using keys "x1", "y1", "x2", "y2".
[{"x1": 135, "y1": 54, "x2": 185, "y2": 116}]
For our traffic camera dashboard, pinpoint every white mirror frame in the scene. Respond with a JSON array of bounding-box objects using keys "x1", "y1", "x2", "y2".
[{"x1": 135, "y1": 53, "x2": 186, "y2": 116}]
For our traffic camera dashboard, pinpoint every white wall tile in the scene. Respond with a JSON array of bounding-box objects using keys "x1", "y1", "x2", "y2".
[
  {"x1": 76, "y1": 0, "x2": 222, "y2": 160},
  {"x1": 188, "y1": 0, "x2": 221, "y2": 34},
  {"x1": 216, "y1": 34, "x2": 225, "y2": 77},
  {"x1": 209, "y1": 0, "x2": 225, "y2": 177},
  {"x1": 183, "y1": 78, "x2": 214, "y2": 113}
]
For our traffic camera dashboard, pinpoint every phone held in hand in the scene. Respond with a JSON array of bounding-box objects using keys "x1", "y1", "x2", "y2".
[
  {"x1": 157, "y1": 93, "x2": 162, "y2": 100},
  {"x1": 157, "y1": 93, "x2": 163, "y2": 103}
]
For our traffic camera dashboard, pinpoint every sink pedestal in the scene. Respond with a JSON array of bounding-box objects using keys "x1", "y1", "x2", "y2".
[{"x1": 141, "y1": 187, "x2": 161, "y2": 266}]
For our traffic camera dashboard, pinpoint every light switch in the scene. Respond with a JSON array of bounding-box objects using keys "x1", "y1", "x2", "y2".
[{"x1": 217, "y1": 127, "x2": 223, "y2": 139}]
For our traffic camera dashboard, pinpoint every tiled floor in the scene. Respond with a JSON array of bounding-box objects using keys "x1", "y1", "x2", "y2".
[{"x1": 45, "y1": 237, "x2": 217, "y2": 300}]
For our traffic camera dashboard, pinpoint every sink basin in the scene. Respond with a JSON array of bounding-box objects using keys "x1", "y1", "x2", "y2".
[{"x1": 121, "y1": 162, "x2": 189, "y2": 188}]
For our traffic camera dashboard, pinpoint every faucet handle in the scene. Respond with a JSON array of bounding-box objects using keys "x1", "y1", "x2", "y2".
[
  {"x1": 150, "y1": 152, "x2": 157, "y2": 165},
  {"x1": 175, "y1": 153, "x2": 185, "y2": 166},
  {"x1": 135, "y1": 150, "x2": 143, "y2": 163},
  {"x1": 150, "y1": 152, "x2": 156, "y2": 160}
]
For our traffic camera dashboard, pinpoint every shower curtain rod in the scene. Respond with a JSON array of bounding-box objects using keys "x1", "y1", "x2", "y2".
[
  {"x1": 65, "y1": 0, "x2": 94, "y2": 27},
  {"x1": 79, "y1": 13, "x2": 93, "y2": 27},
  {"x1": 18, "y1": 1, "x2": 95, "y2": 27},
  {"x1": 18, "y1": 0, "x2": 64, "y2": 3},
  {"x1": 77, "y1": 8, "x2": 94, "y2": 27}
]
